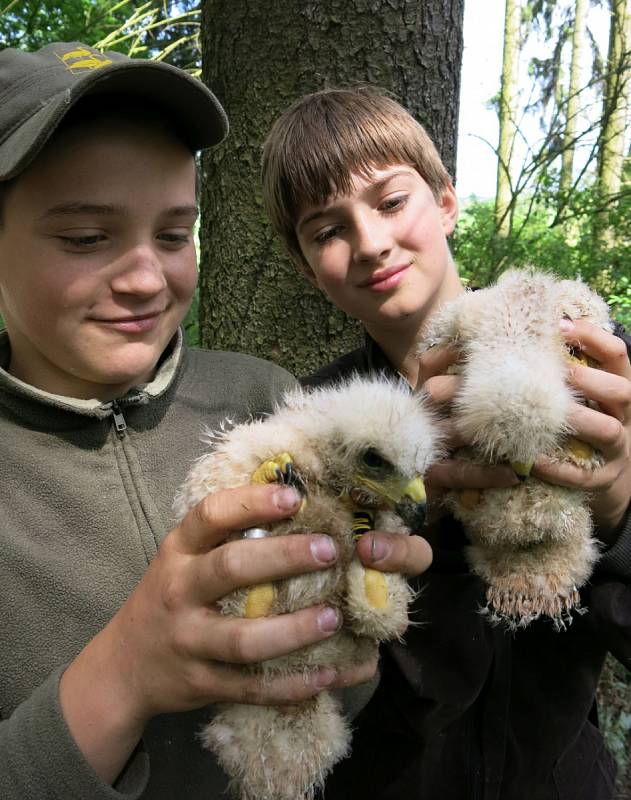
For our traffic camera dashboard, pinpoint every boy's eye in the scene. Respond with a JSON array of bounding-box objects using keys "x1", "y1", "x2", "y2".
[
  {"x1": 58, "y1": 233, "x2": 106, "y2": 250},
  {"x1": 314, "y1": 226, "x2": 343, "y2": 245},
  {"x1": 157, "y1": 230, "x2": 193, "y2": 247},
  {"x1": 380, "y1": 194, "x2": 408, "y2": 212}
]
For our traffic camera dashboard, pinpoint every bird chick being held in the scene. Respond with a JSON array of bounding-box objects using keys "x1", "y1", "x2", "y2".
[
  {"x1": 419, "y1": 268, "x2": 612, "y2": 629},
  {"x1": 173, "y1": 374, "x2": 441, "y2": 800}
]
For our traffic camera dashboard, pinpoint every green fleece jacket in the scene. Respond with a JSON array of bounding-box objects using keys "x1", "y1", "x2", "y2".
[{"x1": 0, "y1": 331, "x2": 377, "y2": 799}]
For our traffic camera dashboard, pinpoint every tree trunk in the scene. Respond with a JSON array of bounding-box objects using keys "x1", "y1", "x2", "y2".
[
  {"x1": 199, "y1": 0, "x2": 464, "y2": 377},
  {"x1": 560, "y1": 0, "x2": 587, "y2": 196},
  {"x1": 598, "y1": 0, "x2": 630, "y2": 201},
  {"x1": 495, "y1": 0, "x2": 521, "y2": 236}
]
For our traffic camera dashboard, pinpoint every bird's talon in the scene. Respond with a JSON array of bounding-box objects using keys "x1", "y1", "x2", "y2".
[
  {"x1": 252, "y1": 452, "x2": 306, "y2": 494},
  {"x1": 352, "y1": 509, "x2": 375, "y2": 537}
]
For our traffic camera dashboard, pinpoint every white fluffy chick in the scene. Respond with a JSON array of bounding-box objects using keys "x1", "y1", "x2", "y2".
[
  {"x1": 173, "y1": 374, "x2": 442, "y2": 800},
  {"x1": 420, "y1": 268, "x2": 612, "y2": 629}
]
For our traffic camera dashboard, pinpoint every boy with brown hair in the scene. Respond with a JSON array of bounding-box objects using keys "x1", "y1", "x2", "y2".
[{"x1": 262, "y1": 86, "x2": 631, "y2": 799}]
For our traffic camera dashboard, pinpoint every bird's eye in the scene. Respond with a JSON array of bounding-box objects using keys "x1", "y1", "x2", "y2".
[{"x1": 361, "y1": 448, "x2": 390, "y2": 470}]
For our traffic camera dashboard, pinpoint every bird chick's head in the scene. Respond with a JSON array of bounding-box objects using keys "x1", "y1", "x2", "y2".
[
  {"x1": 282, "y1": 374, "x2": 443, "y2": 532},
  {"x1": 555, "y1": 277, "x2": 613, "y2": 333},
  {"x1": 346, "y1": 444, "x2": 428, "y2": 531}
]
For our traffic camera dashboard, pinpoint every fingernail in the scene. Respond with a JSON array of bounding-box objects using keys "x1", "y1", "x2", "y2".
[
  {"x1": 370, "y1": 535, "x2": 391, "y2": 563},
  {"x1": 274, "y1": 487, "x2": 301, "y2": 511},
  {"x1": 313, "y1": 668, "x2": 337, "y2": 689},
  {"x1": 317, "y1": 607, "x2": 342, "y2": 633},
  {"x1": 559, "y1": 318, "x2": 574, "y2": 332},
  {"x1": 311, "y1": 535, "x2": 337, "y2": 563}
]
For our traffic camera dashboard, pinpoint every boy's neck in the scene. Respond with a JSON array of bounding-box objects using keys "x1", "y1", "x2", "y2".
[
  {"x1": 365, "y1": 319, "x2": 424, "y2": 387},
  {"x1": 364, "y1": 264, "x2": 465, "y2": 388}
]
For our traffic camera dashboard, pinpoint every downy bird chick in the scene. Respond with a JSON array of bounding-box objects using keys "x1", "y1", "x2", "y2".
[
  {"x1": 173, "y1": 373, "x2": 442, "y2": 800},
  {"x1": 419, "y1": 268, "x2": 612, "y2": 629}
]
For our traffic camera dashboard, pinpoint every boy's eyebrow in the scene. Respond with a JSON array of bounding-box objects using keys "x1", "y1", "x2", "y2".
[
  {"x1": 161, "y1": 205, "x2": 199, "y2": 220},
  {"x1": 298, "y1": 208, "x2": 328, "y2": 231},
  {"x1": 37, "y1": 202, "x2": 199, "y2": 221},
  {"x1": 297, "y1": 169, "x2": 416, "y2": 231},
  {"x1": 38, "y1": 202, "x2": 126, "y2": 220}
]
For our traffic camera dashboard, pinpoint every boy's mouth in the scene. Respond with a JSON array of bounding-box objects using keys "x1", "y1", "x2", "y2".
[
  {"x1": 91, "y1": 309, "x2": 165, "y2": 333},
  {"x1": 360, "y1": 264, "x2": 410, "y2": 291}
]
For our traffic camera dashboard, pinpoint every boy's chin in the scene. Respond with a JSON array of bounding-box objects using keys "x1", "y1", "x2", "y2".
[
  {"x1": 364, "y1": 300, "x2": 423, "y2": 326},
  {"x1": 99, "y1": 363, "x2": 158, "y2": 390},
  {"x1": 92, "y1": 351, "x2": 165, "y2": 392}
]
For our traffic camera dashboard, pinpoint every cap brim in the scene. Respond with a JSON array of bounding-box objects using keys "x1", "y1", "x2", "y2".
[{"x1": 0, "y1": 61, "x2": 228, "y2": 180}]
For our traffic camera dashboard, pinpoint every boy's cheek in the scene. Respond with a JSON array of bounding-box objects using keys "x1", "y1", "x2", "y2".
[{"x1": 180, "y1": 266, "x2": 199, "y2": 301}]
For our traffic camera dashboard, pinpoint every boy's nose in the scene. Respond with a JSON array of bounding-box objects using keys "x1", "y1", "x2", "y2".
[
  {"x1": 352, "y1": 214, "x2": 393, "y2": 263},
  {"x1": 110, "y1": 244, "x2": 168, "y2": 297}
]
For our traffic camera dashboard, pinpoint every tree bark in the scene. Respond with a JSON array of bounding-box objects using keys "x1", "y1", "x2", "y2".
[
  {"x1": 199, "y1": 0, "x2": 464, "y2": 377},
  {"x1": 495, "y1": 0, "x2": 521, "y2": 236}
]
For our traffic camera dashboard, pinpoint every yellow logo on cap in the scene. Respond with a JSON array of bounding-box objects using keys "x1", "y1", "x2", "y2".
[{"x1": 55, "y1": 48, "x2": 113, "y2": 73}]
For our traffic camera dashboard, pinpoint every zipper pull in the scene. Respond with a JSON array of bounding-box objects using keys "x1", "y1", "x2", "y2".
[{"x1": 111, "y1": 403, "x2": 127, "y2": 437}]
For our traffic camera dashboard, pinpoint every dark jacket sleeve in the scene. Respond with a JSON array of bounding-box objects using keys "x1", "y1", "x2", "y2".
[
  {"x1": 585, "y1": 322, "x2": 631, "y2": 669},
  {"x1": 596, "y1": 323, "x2": 631, "y2": 579}
]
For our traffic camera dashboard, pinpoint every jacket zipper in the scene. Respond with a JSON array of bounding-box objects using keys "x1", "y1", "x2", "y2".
[
  {"x1": 108, "y1": 400, "x2": 159, "y2": 559},
  {"x1": 111, "y1": 402, "x2": 127, "y2": 438}
]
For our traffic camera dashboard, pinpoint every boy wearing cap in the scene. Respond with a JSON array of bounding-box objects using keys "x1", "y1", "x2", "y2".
[
  {"x1": 262, "y1": 87, "x2": 631, "y2": 799},
  {"x1": 0, "y1": 46, "x2": 430, "y2": 799}
]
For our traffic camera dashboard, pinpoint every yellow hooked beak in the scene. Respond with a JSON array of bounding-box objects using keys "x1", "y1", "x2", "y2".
[
  {"x1": 354, "y1": 473, "x2": 427, "y2": 531},
  {"x1": 510, "y1": 460, "x2": 533, "y2": 481}
]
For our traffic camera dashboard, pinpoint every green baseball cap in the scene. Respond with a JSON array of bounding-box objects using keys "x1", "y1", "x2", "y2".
[{"x1": 0, "y1": 41, "x2": 229, "y2": 181}]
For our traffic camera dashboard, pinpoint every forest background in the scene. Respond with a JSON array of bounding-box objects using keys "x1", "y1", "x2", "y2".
[{"x1": 1, "y1": 0, "x2": 629, "y2": 795}]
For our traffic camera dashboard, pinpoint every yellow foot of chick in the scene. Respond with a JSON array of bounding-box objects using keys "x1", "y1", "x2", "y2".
[
  {"x1": 251, "y1": 452, "x2": 306, "y2": 505},
  {"x1": 243, "y1": 453, "x2": 302, "y2": 620}
]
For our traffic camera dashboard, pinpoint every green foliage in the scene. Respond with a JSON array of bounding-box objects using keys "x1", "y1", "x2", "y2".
[
  {"x1": 607, "y1": 275, "x2": 631, "y2": 328},
  {"x1": 0, "y1": 0, "x2": 123, "y2": 50},
  {"x1": 453, "y1": 181, "x2": 631, "y2": 329},
  {"x1": 94, "y1": 0, "x2": 201, "y2": 72},
  {"x1": 0, "y1": 0, "x2": 201, "y2": 72}
]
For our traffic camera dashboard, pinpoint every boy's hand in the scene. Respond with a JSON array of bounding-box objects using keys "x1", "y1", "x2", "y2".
[
  {"x1": 114, "y1": 485, "x2": 367, "y2": 715},
  {"x1": 416, "y1": 344, "x2": 520, "y2": 502},
  {"x1": 60, "y1": 484, "x2": 376, "y2": 783},
  {"x1": 532, "y1": 320, "x2": 631, "y2": 540}
]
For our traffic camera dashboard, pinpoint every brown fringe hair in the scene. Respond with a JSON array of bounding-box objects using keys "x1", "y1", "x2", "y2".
[{"x1": 262, "y1": 86, "x2": 451, "y2": 266}]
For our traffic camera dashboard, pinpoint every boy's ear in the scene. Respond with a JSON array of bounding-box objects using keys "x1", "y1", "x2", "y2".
[{"x1": 439, "y1": 182, "x2": 459, "y2": 236}]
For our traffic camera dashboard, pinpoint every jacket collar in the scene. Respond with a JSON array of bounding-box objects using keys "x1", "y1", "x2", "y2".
[
  {"x1": 364, "y1": 331, "x2": 394, "y2": 374},
  {"x1": 0, "y1": 328, "x2": 184, "y2": 420}
]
